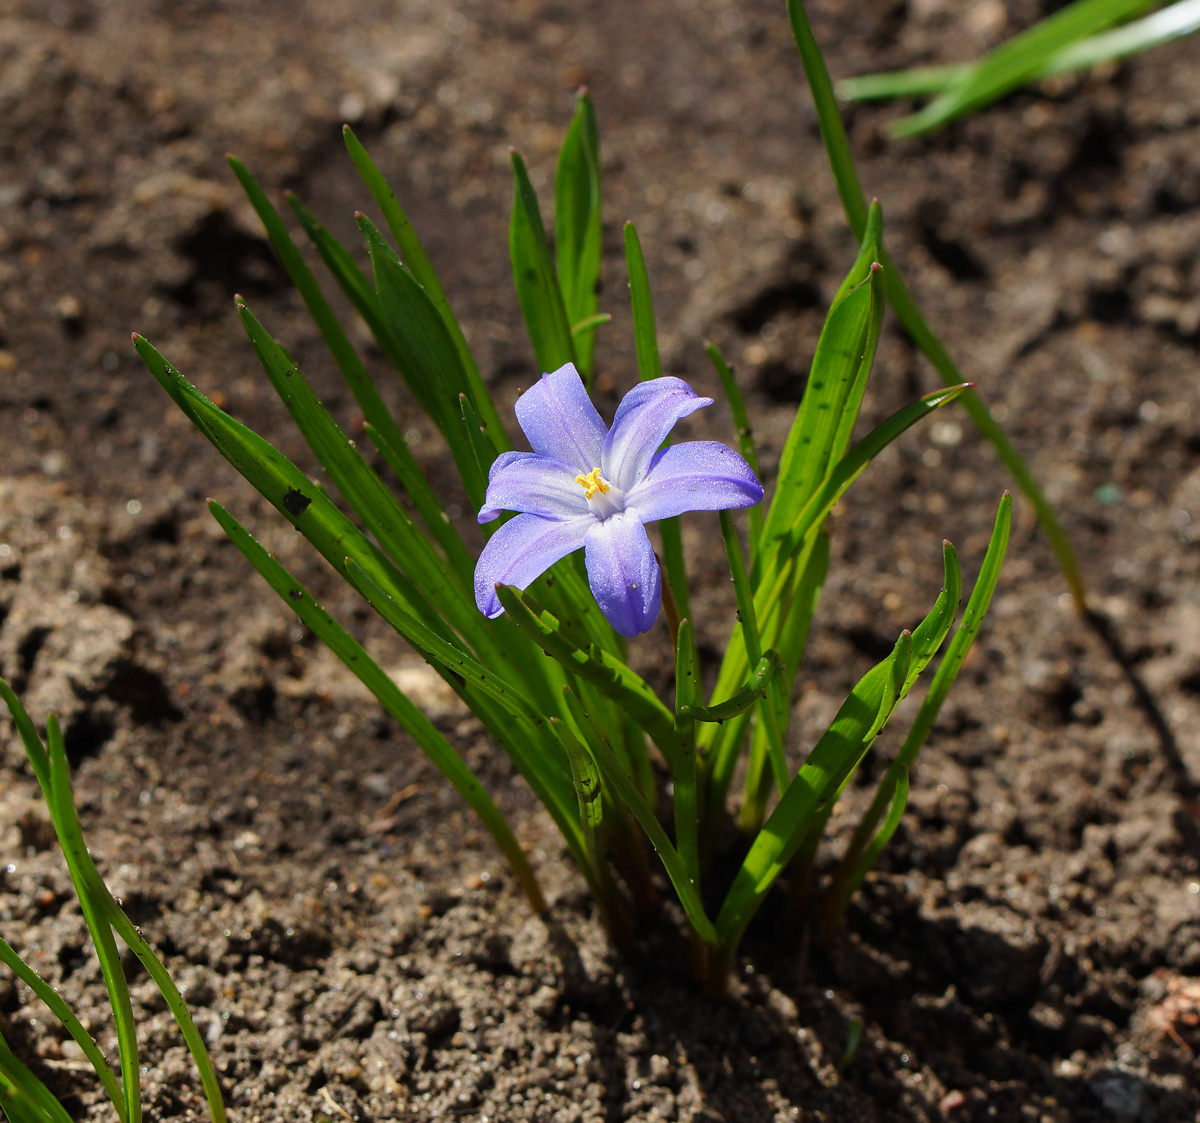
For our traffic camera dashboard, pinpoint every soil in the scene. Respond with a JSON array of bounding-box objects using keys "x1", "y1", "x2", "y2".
[{"x1": 1, "y1": 0, "x2": 1200, "y2": 1119}]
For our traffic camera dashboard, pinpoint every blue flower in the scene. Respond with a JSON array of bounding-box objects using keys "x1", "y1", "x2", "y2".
[{"x1": 475, "y1": 362, "x2": 764, "y2": 637}]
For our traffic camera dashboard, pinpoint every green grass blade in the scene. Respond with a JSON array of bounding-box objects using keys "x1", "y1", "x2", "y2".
[
  {"x1": 495, "y1": 584, "x2": 677, "y2": 756},
  {"x1": 561, "y1": 688, "x2": 717, "y2": 946},
  {"x1": 785, "y1": 0, "x2": 1087, "y2": 608},
  {"x1": 681, "y1": 650, "x2": 782, "y2": 723},
  {"x1": 715, "y1": 543, "x2": 960, "y2": 962},
  {"x1": 134, "y1": 335, "x2": 454, "y2": 641},
  {"x1": 510, "y1": 150, "x2": 577, "y2": 377},
  {"x1": 892, "y1": 0, "x2": 1155, "y2": 136},
  {"x1": 624, "y1": 222, "x2": 664, "y2": 384},
  {"x1": 235, "y1": 302, "x2": 486, "y2": 642},
  {"x1": 0, "y1": 685, "x2": 142, "y2": 1123},
  {"x1": 208, "y1": 500, "x2": 546, "y2": 914},
  {"x1": 551, "y1": 719, "x2": 631, "y2": 943},
  {"x1": 0, "y1": 938, "x2": 125, "y2": 1117},
  {"x1": 555, "y1": 91, "x2": 603, "y2": 377},
  {"x1": 227, "y1": 158, "x2": 463, "y2": 541},
  {"x1": 706, "y1": 344, "x2": 763, "y2": 559},
  {"x1": 342, "y1": 126, "x2": 507, "y2": 445},
  {"x1": 345, "y1": 559, "x2": 583, "y2": 853},
  {"x1": 672, "y1": 620, "x2": 701, "y2": 893},
  {"x1": 839, "y1": 0, "x2": 1200, "y2": 103},
  {"x1": 624, "y1": 220, "x2": 692, "y2": 630},
  {"x1": 42, "y1": 717, "x2": 225, "y2": 1123},
  {"x1": 0, "y1": 1030, "x2": 75, "y2": 1123},
  {"x1": 359, "y1": 216, "x2": 491, "y2": 508},
  {"x1": 758, "y1": 384, "x2": 970, "y2": 625},
  {"x1": 761, "y1": 264, "x2": 882, "y2": 549},
  {"x1": 825, "y1": 493, "x2": 1011, "y2": 930}
]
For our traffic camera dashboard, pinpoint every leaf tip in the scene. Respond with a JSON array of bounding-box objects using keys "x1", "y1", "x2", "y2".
[{"x1": 130, "y1": 331, "x2": 141, "y2": 342}]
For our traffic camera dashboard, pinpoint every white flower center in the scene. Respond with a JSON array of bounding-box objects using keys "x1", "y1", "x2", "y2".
[{"x1": 575, "y1": 468, "x2": 624, "y2": 520}]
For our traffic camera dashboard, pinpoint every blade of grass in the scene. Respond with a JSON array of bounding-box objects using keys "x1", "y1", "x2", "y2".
[
  {"x1": 342, "y1": 125, "x2": 507, "y2": 444},
  {"x1": 510, "y1": 150, "x2": 577, "y2": 377},
  {"x1": 560, "y1": 687, "x2": 717, "y2": 946},
  {"x1": 228, "y1": 159, "x2": 467, "y2": 571},
  {"x1": 891, "y1": 0, "x2": 1156, "y2": 136},
  {"x1": 823, "y1": 493, "x2": 1011, "y2": 934},
  {"x1": 495, "y1": 584, "x2": 677, "y2": 756},
  {"x1": 0, "y1": 937, "x2": 125, "y2": 1117},
  {"x1": 208, "y1": 499, "x2": 546, "y2": 914},
  {"x1": 839, "y1": 0, "x2": 1200, "y2": 102},
  {"x1": 673, "y1": 620, "x2": 701, "y2": 894},
  {"x1": 706, "y1": 343, "x2": 763, "y2": 559},
  {"x1": 555, "y1": 91, "x2": 604, "y2": 377},
  {"x1": 784, "y1": 0, "x2": 1087, "y2": 608},
  {"x1": 0, "y1": 1031, "x2": 75, "y2": 1123},
  {"x1": 0, "y1": 683, "x2": 142, "y2": 1123}
]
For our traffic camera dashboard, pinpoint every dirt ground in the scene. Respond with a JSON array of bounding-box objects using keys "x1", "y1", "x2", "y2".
[{"x1": 2, "y1": 0, "x2": 1200, "y2": 1119}]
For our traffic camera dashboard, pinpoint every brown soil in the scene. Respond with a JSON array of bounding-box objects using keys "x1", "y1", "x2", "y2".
[{"x1": 2, "y1": 0, "x2": 1200, "y2": 1120}]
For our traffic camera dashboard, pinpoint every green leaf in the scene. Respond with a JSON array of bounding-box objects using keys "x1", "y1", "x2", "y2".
[
  {"x1": 784, "y1": 0, "x2": 1087, "y2": 609},
  {"x1": 555, "y1": 91, "x2": 603, "y2": 377},
  {"x1": 510, "y1": 150, "x2": 576, "y2": 377},
  {"x1": 342, "y1": 125, "x2": 507, "y2": 444},
  {"x1": 706, "y1": 344, "x2": 763, "y2": 559},
  {"x1": 0, "y1": 936, "x2": 125, "y2": 1117},
  {"x1": 672, "y1": 620, "x2": 702, "y2": 892},
  {"x1": 713, "y1": 542, "x2": 961, "y2": 964},
  {"x1": 680, "y1": 650, "x2": 783, "y2": 724},
  {"x1": 839, "y1": 0, "x2": 1200, "y2": 103},
  {"x1": 0, "y1": 1029, "x2": 76, "y2": 1123},
  {"x1": 359, "y1": 215, "x2": 491, "y2": 509},
  {"x1": 825, "y1": 493, "x2": 1011, "y2": 930},
  {"x1": 761, "y1": 259, "x2": 884, "y2": 550},
  {"x1": 235, "y1": 302, "x2": 487, "y2": 640},
  {"x1": 758, "y1": 382, "x2": 970, "y2": 623},
  {"x1": 624, "y1": 222, "x2": 664, "y2": 384},
  {"x1": 561, "y1": 688, "x2": 717, "y2": 946},
  {"x1": 494, "y1": 584, "x2": 677, "y2": 757},
  {"x1": 892, "y1": 0, "x2": 1156, "y2": 137},
  {"x1": 208, "y1": 500, "x2": 546, "y2": 914}
]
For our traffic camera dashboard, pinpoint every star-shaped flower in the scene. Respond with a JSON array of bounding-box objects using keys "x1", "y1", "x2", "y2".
[{"x1": 474, "y1": 362, "x2": 763, "y2": 637}]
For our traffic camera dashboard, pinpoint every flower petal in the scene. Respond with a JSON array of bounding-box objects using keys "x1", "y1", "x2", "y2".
[
  {"x1": 602, "y1": 377, "x2": 713, "y2": 490},
  {"x1": 624, "y1": 441, "x2": 764, "y2": 523},
  {"x1": 478, "y1": 452, "x2": 589, "y2": 524},
  {"x1": 474, "y1": 512, "x2": 593, "y2": 618},
  {"x1": 583, "y1": 511, "x2": 661, "y2": 637},
  {"x1": 514, "y1": 362, "x2": 608, "y2": 472}
]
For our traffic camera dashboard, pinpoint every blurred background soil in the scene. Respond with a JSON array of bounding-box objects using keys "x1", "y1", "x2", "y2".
[{"x1": 1, "y1": 0, "x2": 1200, "y2": 1119}]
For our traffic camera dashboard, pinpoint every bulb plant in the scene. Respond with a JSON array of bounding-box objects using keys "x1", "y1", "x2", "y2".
[{"x1": 130, "y1": 81, "x2": 1014, "y2": 993}]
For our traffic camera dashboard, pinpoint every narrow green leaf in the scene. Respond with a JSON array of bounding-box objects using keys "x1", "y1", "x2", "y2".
[
  {"x1": 826, "y1": 493, "x2": 1011, "y2": 928},
  {"x1": 673, "y1": 620, "x2": 701, "y2": 892},
  {"x1": 840, "y1": 0, "x2": 1200, "y2": 103},
  {"x1": 758, "y1": 383, "x2": 970, "y2": 623},
  {"x1": 706, "y1": 344, "x2": 763, "y2": 558},
  {"x1": 761, "y1": 266, "x2": 881, "y2": 547},
  {"x1": 359, "y1": 216, "x2": 490, "y2": 508},
  {"x1": 624, "y1": 222, "x2": 664, "y2": 384},
  {"x1": 228, "y1": 156, "x2": 462, "y2": 559},
  {"x1": 680, "y1": 650, "x2": 782, "y2": 723},
  {"x1": 0, "y1": 937, "x2": 125, "y2": 1119},
  {"x1": 510, "y1": 150, "x2": 576, "y2": 376},
  {"x1": 893, "y1": 0, "x2": 1155, "y2": 136},
  {"x1": 495, "y1": 584, "x2": 677, "y2": 756},
  {"x1": 784, "y1": 0, "x2": 1087, "y2": 609},
  {"x1": 342, "y1": 125, "x2": 507, "y2": 445},
  {"x1": 555, "y1": 91, "x2": 603, "y2": 376},
  {"x1": 714, "y1": 544, "x2": 961, "y2": 961},
  {"x1": 208, "y1": 500, "x2": 546, "y2": 914},
  {"x1": 561, "y1": 688, "x2": 718, "y2": 945},
  {"x1": 0, "y1": 1031, "x2": 75, "y2": 1123},
  {"x1": 235, "y1": 303, "x2": 488, "y2": 647}
]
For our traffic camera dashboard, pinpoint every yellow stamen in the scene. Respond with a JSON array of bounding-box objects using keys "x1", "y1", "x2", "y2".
[{"x1": 575, "y1": 467, "x2": 609, "y2": 500}]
